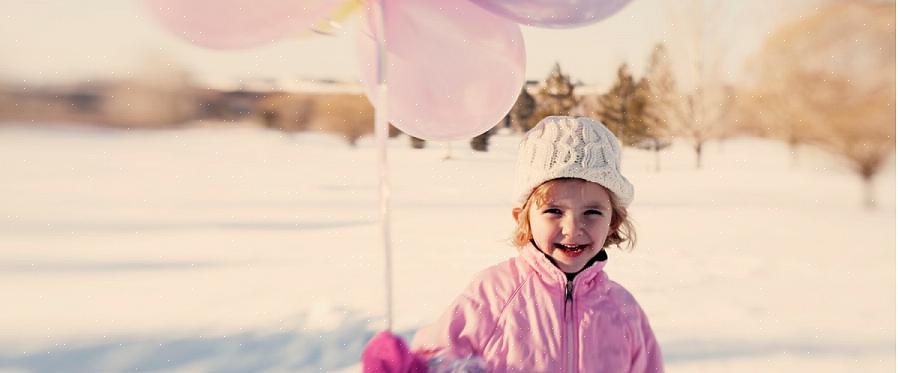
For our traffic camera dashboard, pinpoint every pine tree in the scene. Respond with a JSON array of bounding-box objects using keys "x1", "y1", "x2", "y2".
[
  {"x1": 528, "y1": 63, "x2": 579, "y2": 130},
  {"x1": 592, "y1": 64, "x2": 651, "y2": 147},
  {"x1": 508, "y1": 86, "x2": 536, "y2": 133},
  {"x1": 640, "y1": 44, "x2": 680, "y2": 171}
]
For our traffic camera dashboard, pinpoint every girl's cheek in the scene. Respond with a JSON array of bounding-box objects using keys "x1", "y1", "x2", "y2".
[{"x1": 588, "y1": 221, "x2": 610, "y2": 230}]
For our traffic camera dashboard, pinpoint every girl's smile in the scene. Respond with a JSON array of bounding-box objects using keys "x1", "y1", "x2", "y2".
[{"x1": 553, "y1": 243, "x2": 591, "y2": 257}]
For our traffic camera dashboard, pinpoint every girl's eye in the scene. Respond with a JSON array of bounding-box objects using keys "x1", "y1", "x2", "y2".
[
  {"x1": 585, "y1": 209, "x2": 604, "y2": 216},
  {"x1": 543, "y1": 208, "x2": 562, "y2": 215}
]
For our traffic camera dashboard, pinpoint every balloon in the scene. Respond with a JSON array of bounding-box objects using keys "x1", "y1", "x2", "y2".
[
  {"x1": 145, "y1": 0, "x2": 344, "y2": 49},
  {"x1": 309, "y1": 0, "x2": 362, "y2": 36},
  {"x1": 356, "y1": 0, "x2": 526, "y2": 141},
  {"x1": 468, "y1": 0, "x2": 632, "y2": 28}
]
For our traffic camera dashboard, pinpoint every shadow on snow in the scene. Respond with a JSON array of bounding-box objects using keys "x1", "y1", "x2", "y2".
[{"x1": 0, "y1": 311, "x2": 418, "y2": 373}]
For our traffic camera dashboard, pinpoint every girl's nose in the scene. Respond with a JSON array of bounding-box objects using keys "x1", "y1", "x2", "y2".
[{"x1": 561, "y1": 215, "x2": 584, "y2": 237}]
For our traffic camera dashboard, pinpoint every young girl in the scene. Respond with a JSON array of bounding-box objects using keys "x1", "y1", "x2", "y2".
[{"x1": 363, "y1": 116, "x2": 663, "y2": 373}]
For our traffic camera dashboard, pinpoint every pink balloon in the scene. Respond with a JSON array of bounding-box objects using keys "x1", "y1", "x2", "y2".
[
  {"x1": 468, "y1": 0, "x2": 632, "y2": 28},
  {"x1": 145, "y1": 0, "x2": 344, "y2": 49},
  {"x1": 356, "y1": 0, "x2": 526, "y2": 141}
]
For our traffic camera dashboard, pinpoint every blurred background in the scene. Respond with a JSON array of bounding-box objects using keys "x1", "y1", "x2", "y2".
[
  {"x1": 0, "y1": 0, "x2": 894, "y2": 372},
  {"x1": 1, "y1": 0, "x2": 893, "y2": 182}
]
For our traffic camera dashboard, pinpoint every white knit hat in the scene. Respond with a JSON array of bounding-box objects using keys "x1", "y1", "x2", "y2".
[{"x1": 513, "y1": 116, "x2": 634, "y2": 207}]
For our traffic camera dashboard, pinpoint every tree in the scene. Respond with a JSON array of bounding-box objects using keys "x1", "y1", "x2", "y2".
[
  {"x1": 470, "y1": 127, "x2": 495, "y2": 152},
  {"x1": 664, "y1": 0, "x2": 735, "y2": 168},
  {"x1": 508, "y1": 85, "x2": 536, "y2": 133},
  {"x1": 639, "y1": 44, "x2": 680, "y2": 171},
  {"x1": 590, "y1": 64, "x2": 652, "y2": 147},
  {"x1": 737, "y1": 87, "x2": 811, "y2": 167},
  {"x1": 528, "y1": 63, "x2": 579, "y2": 130},
  {"x1": 409, "y1": 135, "x2": 426, "y2": 149},
  {"x1": 751, "y1": 0, "x2": 895, "y2": 208}
]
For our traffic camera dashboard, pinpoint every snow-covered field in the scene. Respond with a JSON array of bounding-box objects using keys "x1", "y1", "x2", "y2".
[{"x1": 0, "y1": 123, "x2": 894, "y2": 372}]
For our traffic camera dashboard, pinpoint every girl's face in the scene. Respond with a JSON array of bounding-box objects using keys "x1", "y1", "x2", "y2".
[{"x1": 519, "y1": 180, "x2": 613, "y2": 273}]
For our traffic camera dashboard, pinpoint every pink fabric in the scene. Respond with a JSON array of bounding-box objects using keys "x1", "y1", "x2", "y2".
[
  {"x1": 363, "y1": 331, "x2": 428, "y2": 373},
  {"x1": 411, "y1": 244, "x2": 664, "y2": 372}
]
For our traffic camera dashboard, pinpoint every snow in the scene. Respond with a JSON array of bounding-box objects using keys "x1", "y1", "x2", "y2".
[{"x1": 0, "y1": 123, "x2": 894, "y2": 372}]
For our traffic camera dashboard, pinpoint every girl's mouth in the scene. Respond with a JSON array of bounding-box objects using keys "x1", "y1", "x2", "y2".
[{"x1": 554, "y1": 243, "x2": 590, "y2": 256}]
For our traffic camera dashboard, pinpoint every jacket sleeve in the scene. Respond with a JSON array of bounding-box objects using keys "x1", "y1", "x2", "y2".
[
  {"x1": 410, "y1": 290, "x2": 494, "y2": 361},
  {"x1": 629, "y1": 304, "x2": 664, "y2": 373}
]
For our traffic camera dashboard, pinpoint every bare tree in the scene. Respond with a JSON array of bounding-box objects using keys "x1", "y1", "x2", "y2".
[
  {"x1": 664, "y1": 0, "x2": 735, "y2": 169},
  {"x1": 738, "y1": 87, "x2": 811, "y2": 168},
  {"x1": 751, "y1": 0, "x2": 896, "y2": 208}
]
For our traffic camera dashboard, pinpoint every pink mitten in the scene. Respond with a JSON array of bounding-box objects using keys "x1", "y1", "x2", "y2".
[{"x1": 362, "y1": 331, "x2": 428, "y2": 373}]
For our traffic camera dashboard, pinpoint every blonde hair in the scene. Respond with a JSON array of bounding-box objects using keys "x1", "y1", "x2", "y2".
[{"x1": 512, "y1": 178, "x2": 636, "y2": 250}]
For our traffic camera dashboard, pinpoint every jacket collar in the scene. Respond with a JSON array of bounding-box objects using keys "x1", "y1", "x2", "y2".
[{"x1": 520, "y1": 241, "x2": 608, "y2": 286}]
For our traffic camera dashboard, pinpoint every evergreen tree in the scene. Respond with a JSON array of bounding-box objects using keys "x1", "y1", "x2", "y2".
[
  {"x1": 508, "y1": 86, "x2": 536, "y2": 133},
  {"x1": 528, "y1": 63, "x2": 579, "y2": 130},
  {"x1": 640, "y1": 44, "x2": 680, "y2": 171},
  {"x1": 409, "y1": 135, "x2": 426, "y2": 149},
  {"x1": 592, "y1": 64, "x2": 651, "y2": 147}
]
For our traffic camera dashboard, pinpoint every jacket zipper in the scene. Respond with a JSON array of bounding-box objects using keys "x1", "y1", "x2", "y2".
[{"x1": 565, "y1": 280, "x2": 575, "y2": 373}]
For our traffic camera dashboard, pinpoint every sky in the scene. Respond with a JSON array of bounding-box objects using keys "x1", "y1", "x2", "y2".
[{"x1": 0, "y1": 0, "x2": 820, "y2": 90}]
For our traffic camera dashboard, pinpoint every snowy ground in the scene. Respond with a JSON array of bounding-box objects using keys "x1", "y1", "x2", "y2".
[{"x1": 0, "y1": 123, "x2": 894, "y2": 373}]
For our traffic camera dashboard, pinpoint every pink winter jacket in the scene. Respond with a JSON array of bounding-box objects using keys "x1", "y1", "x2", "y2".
[{"x1": 411, "y1": 243, "x2": 664, "y2": 373}]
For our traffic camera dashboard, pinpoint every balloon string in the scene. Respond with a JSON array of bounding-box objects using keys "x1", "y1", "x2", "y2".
[{"x1": 373, "y1": 0, "x2": 394, "y2": 332}]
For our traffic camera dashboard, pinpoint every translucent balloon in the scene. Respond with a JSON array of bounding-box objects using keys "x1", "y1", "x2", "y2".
[
  {"x1": 145, "y1": 0, "x2": 344, "y2": 49},
  {"x1": 469, "y1": 0, "x2": 632, "y2": 28},
  {"x1": 308, "y1": 0, "x2": 362, "y2": 36},
  {"x1": 356, "y1": 0, "x2": 526, "y2": 141}
]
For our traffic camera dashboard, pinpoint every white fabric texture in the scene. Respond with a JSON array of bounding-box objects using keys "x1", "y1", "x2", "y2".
[{"x1": 512, "y1": 116, "x2": 635, "y2": 207}]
